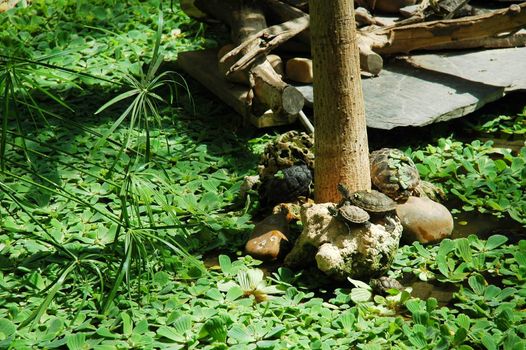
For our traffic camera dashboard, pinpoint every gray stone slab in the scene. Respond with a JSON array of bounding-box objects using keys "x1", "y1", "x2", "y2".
[
  {"x1": 294, "y1": 60, "x2": 504, "y2": 130},
  {"x1": 403, "y1": 47, "x2": 526, "y2": 91}
]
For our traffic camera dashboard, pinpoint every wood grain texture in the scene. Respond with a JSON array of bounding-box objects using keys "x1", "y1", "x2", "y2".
[{"x1": 310, "y1": 0, "x2": 371, "y2": 203}]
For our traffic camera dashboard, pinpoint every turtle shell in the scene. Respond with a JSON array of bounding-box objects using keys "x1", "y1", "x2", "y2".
[
  {"x1": 370, "y1": 276, "x2": 404, "y2": 294},
  {"x1": 259, "y1": 165, "x2": 312, "y2": 206},
  {"x1": 349, "y1": 190, "x2": 397, "y2": 213},
  {"x1": 370, "y1": 148, "x2": 420, "y2": 201},
  {"x1": 337, "y1": 202, "x2": 370, "y2": 224}
]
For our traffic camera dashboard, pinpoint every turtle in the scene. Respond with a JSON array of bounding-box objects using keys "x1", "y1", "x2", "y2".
[
  {"x1": 259, "y1": 165, "x2": 313, "y2": 206},
  {"x1": 329, "y1": 201, "x2": 370, "y2": 225},
  {"x1": 337, "y1": 184, "x2": 397, "y2": 214},
  {"x1": 370, "y1": 276, "x2": 405, "y2": 295},
  {"x1": 369, "y1": 148, "x2": 421, "y2": 202}
]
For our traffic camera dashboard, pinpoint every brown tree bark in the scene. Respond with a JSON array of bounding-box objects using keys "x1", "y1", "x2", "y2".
[{"x1": 310, "y1": 0, "x2": 371, "y2": 203}]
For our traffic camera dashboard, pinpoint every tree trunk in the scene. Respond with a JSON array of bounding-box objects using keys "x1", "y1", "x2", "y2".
[{"x1": 310, "y1": 0, "x2": 371, "y2": 203}]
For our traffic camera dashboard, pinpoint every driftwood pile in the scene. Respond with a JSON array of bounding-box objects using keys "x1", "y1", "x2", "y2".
[{"x1": 179, "y1": 0, "x2": 526, "y2": 128}]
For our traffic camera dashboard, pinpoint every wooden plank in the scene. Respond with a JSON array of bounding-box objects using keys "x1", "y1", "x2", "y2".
[
  {"x1": 402, "y1": 47, "x2": 526, "y2": 91},
  {"x1": 177, "y1": 50, "x2": 297, "y2": 128},
  {"x1": 294, "y1": 60, "x2": 503, "y2": 130}
]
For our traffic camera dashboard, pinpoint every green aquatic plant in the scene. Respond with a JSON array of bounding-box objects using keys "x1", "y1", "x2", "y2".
[{"x1": 411, "y1": 137, "x2": 526, "y2": 226}]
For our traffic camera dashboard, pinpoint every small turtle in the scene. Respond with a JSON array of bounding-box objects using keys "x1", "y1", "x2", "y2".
[
  {"x1": 370, "y1": 148, "x2": 420, "y2": 202},
  {"x1": 259, "y1": 165, "x2": 312, "y2": 206},
  {"x1": 370, "y1": 276, "x2": 405, "y2": 295},
  {"x1": 330, "y1": 202, "x2": 370, "y2": 225},
  {"x1": 345, "y1": 188, "x2": 397, "y2": 214}
]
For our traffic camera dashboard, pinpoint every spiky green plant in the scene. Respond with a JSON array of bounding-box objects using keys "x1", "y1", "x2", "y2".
[
  {"x1": 0, "y1": 11, "x2": 202, "y2": 326},
  {"x1": 93, "y1": 11, "x2": 192, "y2": 164}
]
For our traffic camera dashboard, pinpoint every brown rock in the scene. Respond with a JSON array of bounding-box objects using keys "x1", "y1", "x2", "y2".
[
  {"x1": 286, "y1": 58, "x2": 313, "y2": 84},
  {"x1": 245, "y1": 212, "x2": 290, "y2": 261},
  {"x1": 396, "y1": 196, "x2": 454, "y2": 244}
]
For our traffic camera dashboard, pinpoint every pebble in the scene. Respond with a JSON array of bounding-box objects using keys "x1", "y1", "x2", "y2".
[{"x1": 245, "y1": 212, "x2": 290, "y2": 261}]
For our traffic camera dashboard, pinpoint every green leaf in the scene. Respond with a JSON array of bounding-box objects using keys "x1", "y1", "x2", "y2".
[
  {"x1": 405, "y1": 299, "x2": 425, "y2": 314},
  {"x1": 350, "y1": 288, "x2": 372, "y2": 303},
  {"x1": 225, "y1": 286, "x2": 244, "y2": 302},
  {"x1": 456, "y1": 238, "x2": 473, "y2": 263},
  {"x1": 485, "y1": 235, "x2": 508, "y2": 250},
  {"x1": 203, "y1": 317, "x2": 227, "y2": 343},
  {"x1": 157, "y1": 326, "x2": 184, "y2": 343},
  {"x1": 133, "y1": 319, "x2": 149, "y2": 335},
  {"x1": 452, "y1": 327, "x2": 468, "y2": 346},
  {"x1": 154, "y1": 271, "x2": 170, "y2": 286},
  {"x1": 503, "y1": 332, "x2": 524, "y2": 350},
  {"x1": 0, "y1": 319, "x2": 15, "y2": 339},
  {"x1": 412, "y1": 311, "x2": 429, "y2": 326},
  {"x1": 265, "y1": 325, "x2": 286, "y2": 339},
  {"x1": 468, "y1": 275, "x2": 486, "y2": 296},
  {"x1": 66, "y1": 333, "x2": 86, "y2": 350},
  {"x1": 495, "y1": 309, "x2": 513, "y2": 331},
  {"x1": 173, "y1": 315, "x2": 192, "y2": 335},
  {"x1": 426, "y1": 298, "x2": 438, "y2": 312},
  {"x1": 96, "y1": 327, "x2": 120, "y2": 339},
  {"x1": 219, "y1": 255, "x2": 232, "y2": 275},
  {"x1": 456, "y1": 314, "x2": 471, "y2": 330},
  {"x1": 406, "y1": 330, "x2": 427, "y2": 348},
  {"x1": 347, "y1": 278, "x2": 371, "y2": 290},
  {"x1": 481, "y1": 333, "x2": 497, "y2": 350},
  {"x1": 228, "y1": 324, "x2": 253, "y2": 344},
  {"x1": 121, "y1": 312, "x2": 132, "y2": 337},
  {"x1": 20, "y1": 262, "x2": 77, "y2": 328}
]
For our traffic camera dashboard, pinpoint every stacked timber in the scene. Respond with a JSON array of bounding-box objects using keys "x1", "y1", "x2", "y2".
[{"x1": 178, "y1": 0, "x2": 526, "y2": 128}]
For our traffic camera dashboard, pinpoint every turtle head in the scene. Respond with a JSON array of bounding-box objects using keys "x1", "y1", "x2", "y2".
[{"x1": 337, "y1": 183, "x2": 351, "y2": 199}]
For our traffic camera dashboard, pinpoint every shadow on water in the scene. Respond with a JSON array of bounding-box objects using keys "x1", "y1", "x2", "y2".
[{"x1": 451, "y1": 210, "x2": 526, "y2": 242}]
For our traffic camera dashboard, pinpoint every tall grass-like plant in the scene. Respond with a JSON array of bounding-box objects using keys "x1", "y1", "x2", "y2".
[
  {"x1": 94, "y1": 11, "x2": 192, "y2": 164},
  {"x1": 0, "y1": 11, "x2": 203, "y2": 327}
]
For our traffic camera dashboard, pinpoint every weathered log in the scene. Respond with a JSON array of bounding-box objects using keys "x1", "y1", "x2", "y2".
[
  {"x1": 425, "y1": 30, "x2": 526, "y2": 50},
  {"x1": 364, "y1": 2, "x2": 526, "y2": 55},
  {"x1": 221, "y1": 14, "x2": 310, "y2": 74},
  {"x1": 177, "y1": 50, "x2": 297, "y2": 128},
  {"x1": 262, "y1": 0, "x2": 383, "y2": 74},
  {"x1": 194, "y1": 0, "x2": 304, "y2": 115}
]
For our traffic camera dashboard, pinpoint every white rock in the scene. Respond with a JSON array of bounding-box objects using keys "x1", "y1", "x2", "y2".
[{"x1": 284, "y1": 203, "x2": 402, "y2": 280}]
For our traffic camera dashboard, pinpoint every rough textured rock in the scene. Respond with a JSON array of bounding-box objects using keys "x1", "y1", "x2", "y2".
[
  {"x1": 284, "y1": 203, "x2": 402, "y2": 280},
  {"x1": 258, "y1": 131, "x2": 314, "y2": 178},
  {"x1": 396, "y1": 196, "x2": 454, "y2": 244},
  {"x1": 245, "y1": 212, "x2": 290, "y2": 261}
]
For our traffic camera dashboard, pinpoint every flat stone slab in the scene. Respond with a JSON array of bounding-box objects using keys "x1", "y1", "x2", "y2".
[
  {"x1": 297, "y1": 47, "x2": 526, "y2": 130},
  {"x1": 295, "y1": 60, "x2": 504, "y2": 130},
  {"x1": 403, "y1": 47, "x2": 526, "y2": 91}
]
